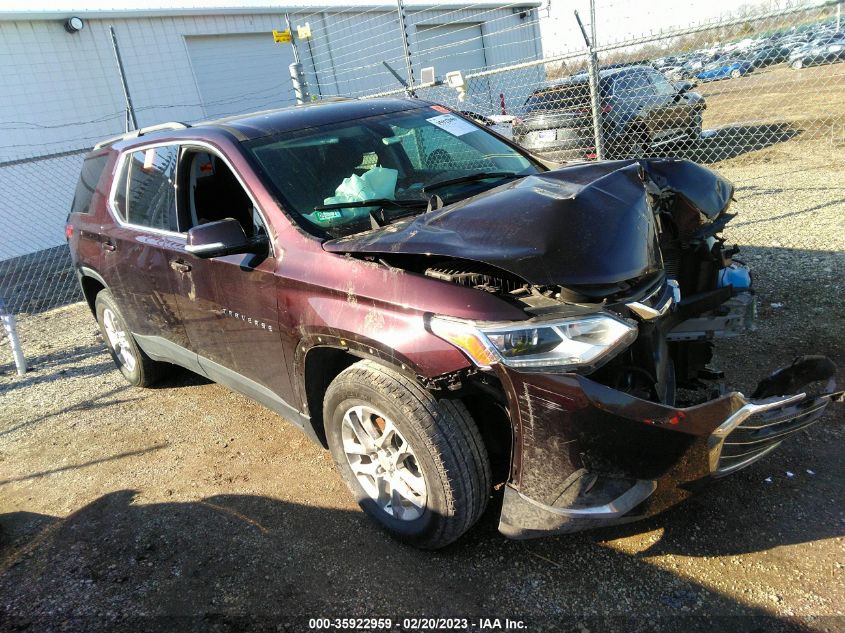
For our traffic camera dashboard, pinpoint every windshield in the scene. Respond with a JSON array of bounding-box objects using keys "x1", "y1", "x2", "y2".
[{"x1": 244, "y1": 106, "x2": 539, "y2": 238}]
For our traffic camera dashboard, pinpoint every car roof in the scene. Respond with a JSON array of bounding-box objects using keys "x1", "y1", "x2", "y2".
[
  {"x1": 98, "y1": 97, "x2": 430, "y2": 150},
  {"x1": 532, "y1": 65, "x2": 656, "y2": 93}
]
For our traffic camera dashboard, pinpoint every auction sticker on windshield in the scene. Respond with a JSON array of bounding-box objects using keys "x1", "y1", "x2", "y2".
[{"x1": 426, "y1": 114, "x2": 477, "y2": 137}]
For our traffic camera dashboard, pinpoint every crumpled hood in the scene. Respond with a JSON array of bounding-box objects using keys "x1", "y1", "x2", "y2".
[{"x1": 324, "y1": 158, "x2": 734, "y2": 287}]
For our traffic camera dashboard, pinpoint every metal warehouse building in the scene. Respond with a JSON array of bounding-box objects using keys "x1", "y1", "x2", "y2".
[{"x1": 0, "y1": 2, "x2": 542, "y2": 270}]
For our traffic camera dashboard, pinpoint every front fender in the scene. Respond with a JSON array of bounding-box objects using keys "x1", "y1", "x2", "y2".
[{"x1": 288, "y1": 296, "x2": 473, "y2": 414}]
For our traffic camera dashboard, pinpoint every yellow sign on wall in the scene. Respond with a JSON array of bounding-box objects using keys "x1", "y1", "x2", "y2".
[{"x1": 272, "y1": 29, "x2": 291, "y2": 44}]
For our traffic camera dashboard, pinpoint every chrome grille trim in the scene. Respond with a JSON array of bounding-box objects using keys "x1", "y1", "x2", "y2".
[{"x1": 707, "y1": 392, "x2": 806, "y2": 476}]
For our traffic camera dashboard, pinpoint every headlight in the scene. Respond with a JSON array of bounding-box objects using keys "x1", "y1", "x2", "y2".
[{"x1": 429, "y1": 313, "x2": 637, "y2": 372}]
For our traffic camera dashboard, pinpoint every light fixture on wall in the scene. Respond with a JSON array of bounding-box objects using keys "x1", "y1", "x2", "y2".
[{"x1": 64, "y1": 17, "x2": 85, "y2": 33}]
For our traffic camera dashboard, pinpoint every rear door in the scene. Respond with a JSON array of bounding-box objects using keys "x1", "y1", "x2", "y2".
[
  {"x1": 105, "y1": 144, "x2": 192, "y2": 355},
  {"x1": 612, "y1": 70, "x2": 663, "y2": 140},
  {"x1": 646, "y1": 70, "x2": 693, "y2": 139}
]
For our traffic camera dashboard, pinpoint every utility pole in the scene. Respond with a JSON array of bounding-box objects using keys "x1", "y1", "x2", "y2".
[{"x1": 109, "y1": 26, "x2": 138, "y2": 131}]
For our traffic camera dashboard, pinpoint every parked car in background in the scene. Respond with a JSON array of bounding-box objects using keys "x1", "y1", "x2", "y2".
[
  {"x1": 696, "y1": 58, "x2": 754, "y2": 81},
  {"x1": 513, "y1": 66, "x2": 705, "y2": 160},
  {"x1": 66, "y1": 97, "x2": 841, "y2": 548},
  {"x1": 750, "y1": 46, "x2": 791, "y2": 67},
  {"x1": 791, "y1": 36, "x2": 845, "y2": 69}
]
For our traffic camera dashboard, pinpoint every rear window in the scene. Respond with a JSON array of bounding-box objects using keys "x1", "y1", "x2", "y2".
[
  {"x1": 70, "y1": 154, "x2": 108, "y2": 215},
  {"x1": 524, "y1": 84, "x2": 590, "y2": 113}
]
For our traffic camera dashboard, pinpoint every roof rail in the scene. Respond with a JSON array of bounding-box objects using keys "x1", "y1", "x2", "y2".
[{"x1": 93, "y1": 121, "x2": 190, "y2": 150}]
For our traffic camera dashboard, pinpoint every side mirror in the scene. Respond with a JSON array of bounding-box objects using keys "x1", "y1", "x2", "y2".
[{"x1": 185, "y1": 218, "x2": 267, "y2": 259}]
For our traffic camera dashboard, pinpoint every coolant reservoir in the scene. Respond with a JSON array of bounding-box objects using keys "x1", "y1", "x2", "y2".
[{"x1": 718, "y1": 263, "x2": 752, "y2": 289}]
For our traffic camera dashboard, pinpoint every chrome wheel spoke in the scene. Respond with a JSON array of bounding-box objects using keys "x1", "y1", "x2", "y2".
[
  {"x1": 390, "y1": 486, "x2": 405, "y2": 519},
  {"x1": 396, "y1": 467, "x2": 426, "y2": 498},
  {"x1": 340, "y1": 404, "x2": 427, "y2": 522},
  {"x1": 342, "y1": 438, "x2": 372, "y2": 456},
  {"x1": 350, "y1": 459, "x2": 379, "y2": 477},
  {"x1": 344, "y1": 407, "x2": 377, "y2": 452}
]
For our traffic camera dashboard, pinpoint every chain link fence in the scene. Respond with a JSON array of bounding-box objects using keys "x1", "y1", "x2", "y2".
[{"x1": 2, "y1": 0, "x2": 844, "y2": 370}]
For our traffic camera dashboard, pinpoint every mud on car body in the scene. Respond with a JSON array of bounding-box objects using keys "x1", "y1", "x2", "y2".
[{"x1": 67, "y1": 97, "x2": 841, "y2": 549}]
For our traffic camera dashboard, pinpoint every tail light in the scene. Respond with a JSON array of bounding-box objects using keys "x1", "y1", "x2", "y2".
[
  {"x1": 512, "y1": 117, "x2": 523, "y2": 126},
  {"x1": 600, "y1": 103, "x2": 613, "y2": 113},
  {"x1": 65, "y1": 224, "x2": 74, "y2": 240}
]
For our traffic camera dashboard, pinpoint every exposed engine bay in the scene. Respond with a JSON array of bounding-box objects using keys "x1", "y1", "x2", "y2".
[{"x1": 325, "y1": 158, "x2": 757, "y2": 407}]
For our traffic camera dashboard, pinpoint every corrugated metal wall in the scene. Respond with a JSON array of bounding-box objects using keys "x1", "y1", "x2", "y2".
[{"x1": 0, "y1": 6, "x2": 542, "y2": 261}]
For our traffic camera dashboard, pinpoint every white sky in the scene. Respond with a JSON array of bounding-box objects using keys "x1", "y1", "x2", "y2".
[{"x1": 540, "y1": 0, "x2": 813, "y2": 53}]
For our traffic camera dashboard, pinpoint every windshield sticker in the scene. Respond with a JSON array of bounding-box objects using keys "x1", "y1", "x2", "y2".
[
  {"x1": 430, "y1": 105, "x2": 450, "y2": 113},
  {"x1": 426, "y1": 114, "x2": 477, "y2": 137}
]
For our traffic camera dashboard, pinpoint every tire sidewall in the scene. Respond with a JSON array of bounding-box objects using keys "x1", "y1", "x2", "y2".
[
  {"x1": 95, "y1": 291, "x2": 143, "y2": 386},
  {"x1": 324, "y1": 377, "x2": 449, "y2": 544}
]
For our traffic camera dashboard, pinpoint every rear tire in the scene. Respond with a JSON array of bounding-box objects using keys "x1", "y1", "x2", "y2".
[
  {"x1": 95, "y1": 290, "x2": 166, "y2": 387},
  {"x1": 324, "y1": 360, "x2": 491, "y2": 549},
  {"x1": 730, "y1": 69, "x2": 742, "y2": 79}
]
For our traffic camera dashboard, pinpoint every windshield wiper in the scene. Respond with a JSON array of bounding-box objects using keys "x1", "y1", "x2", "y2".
[
  {"x1": 314, "y1": 198, "x2": 427, "y2": 211},
  {"x1": 422, "y1": 171, "x2": 524, "y2": 193}
]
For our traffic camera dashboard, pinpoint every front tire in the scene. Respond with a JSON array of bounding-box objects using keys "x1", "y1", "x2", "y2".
[
  {"x1": 791, "y1": 59, "x2": 803, "y2": 70},
  {"x1": 324, "y1": 360, "x2": 491, "y2": 549},
  {"x1": 95, "y1": 290, "x2": 166, "y2": 387},
  {"x1": 730, "y1": 69, "x2": 742, "y2": 79}
]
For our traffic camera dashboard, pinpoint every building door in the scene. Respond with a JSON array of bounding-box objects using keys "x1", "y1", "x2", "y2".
[{"x1": 186, "y1": 33, "x2": 297, "y2": 119}]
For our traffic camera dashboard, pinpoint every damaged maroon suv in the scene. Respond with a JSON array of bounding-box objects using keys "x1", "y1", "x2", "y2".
[{"x1": 67, "y1": 98, "x2": 841, "y2": 548}]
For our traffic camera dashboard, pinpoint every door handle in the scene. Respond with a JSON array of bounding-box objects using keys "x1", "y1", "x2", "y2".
[
  {"x1": 102, "y1": 241, "x2": 116, "y2": 252},
  {"x1": 170, "y1": 260, "x2": 192, "y2": 273}
]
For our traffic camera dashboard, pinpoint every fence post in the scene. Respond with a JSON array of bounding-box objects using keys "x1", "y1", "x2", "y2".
[
  {"x1": 396, "y1": 0, "x2": 416, "y2": 95},
  {"x1": 574, "y1": 5, "x2": 605, "y2": 160},
  {"x1": 1, "y1": 300, "x2": 27, "y2": 376},
  {"x1": 289, "y1": 63, "x2": 310, "y2": 104},
  {"x1": 286, "y1": 13, "x2": 310, "y2": 104}
]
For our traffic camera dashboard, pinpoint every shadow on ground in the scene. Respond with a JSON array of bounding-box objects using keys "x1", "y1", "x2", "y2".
[
  {"x1": 0, "y1": 490, "x2": 834, "y2": 633},
  {"x1": 671, "y1": 122, "x2": 801, "y2": 163}
]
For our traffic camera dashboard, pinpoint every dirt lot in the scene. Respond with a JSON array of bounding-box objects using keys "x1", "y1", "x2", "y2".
[{"x1": 1, "y1": 65, "x2": 845, "y2": 632}]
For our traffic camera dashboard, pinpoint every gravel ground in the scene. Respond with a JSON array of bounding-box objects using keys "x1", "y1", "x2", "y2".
[{"x1": 2, "y1": 87, "x2": 845, "y2": 631}]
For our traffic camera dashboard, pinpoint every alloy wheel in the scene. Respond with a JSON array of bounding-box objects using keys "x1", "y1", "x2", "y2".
[
  {"x1": 341, "y1": 405, "x2": 427, "y2": 521},
  {"x1": 102, "y1": 307, "x2": 137, "y2": 372}
]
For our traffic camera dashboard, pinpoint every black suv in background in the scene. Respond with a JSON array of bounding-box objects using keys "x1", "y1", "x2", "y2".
[{"x1": 513, "y1": 66, "x2": 705, "y2": 160}]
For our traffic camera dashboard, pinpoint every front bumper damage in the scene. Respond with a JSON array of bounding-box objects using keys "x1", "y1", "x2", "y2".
[{"x1": 495, "y1": 356, "x2": 843, "y2": 539}]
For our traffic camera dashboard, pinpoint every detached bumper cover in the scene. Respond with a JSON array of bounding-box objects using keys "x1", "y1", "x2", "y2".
[{"x1": 496, "y1": 356, "x2": 842, "y2": 539}]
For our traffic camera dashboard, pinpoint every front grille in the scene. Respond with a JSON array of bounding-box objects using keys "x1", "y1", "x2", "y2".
[{"x1": 713, "y1": 396, "x2": 830, "y2": 476}]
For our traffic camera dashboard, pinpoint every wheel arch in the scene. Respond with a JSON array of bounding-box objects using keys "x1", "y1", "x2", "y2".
[
  {"x1": 296, "y1": 334, "x2": 441, "y2": 448},
  {"x1": 78, "y1": 267, "x2": 109, "y2": 315}
]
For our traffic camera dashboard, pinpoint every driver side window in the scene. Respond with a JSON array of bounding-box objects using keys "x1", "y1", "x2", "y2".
[{"x1": 178, "y1": 149, "x2": 266, "y2": 239}]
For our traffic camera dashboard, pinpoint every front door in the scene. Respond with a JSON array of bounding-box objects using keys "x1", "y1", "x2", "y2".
[{"x1": 171, "y1": 147, "x2": 296, "y2": 406}]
